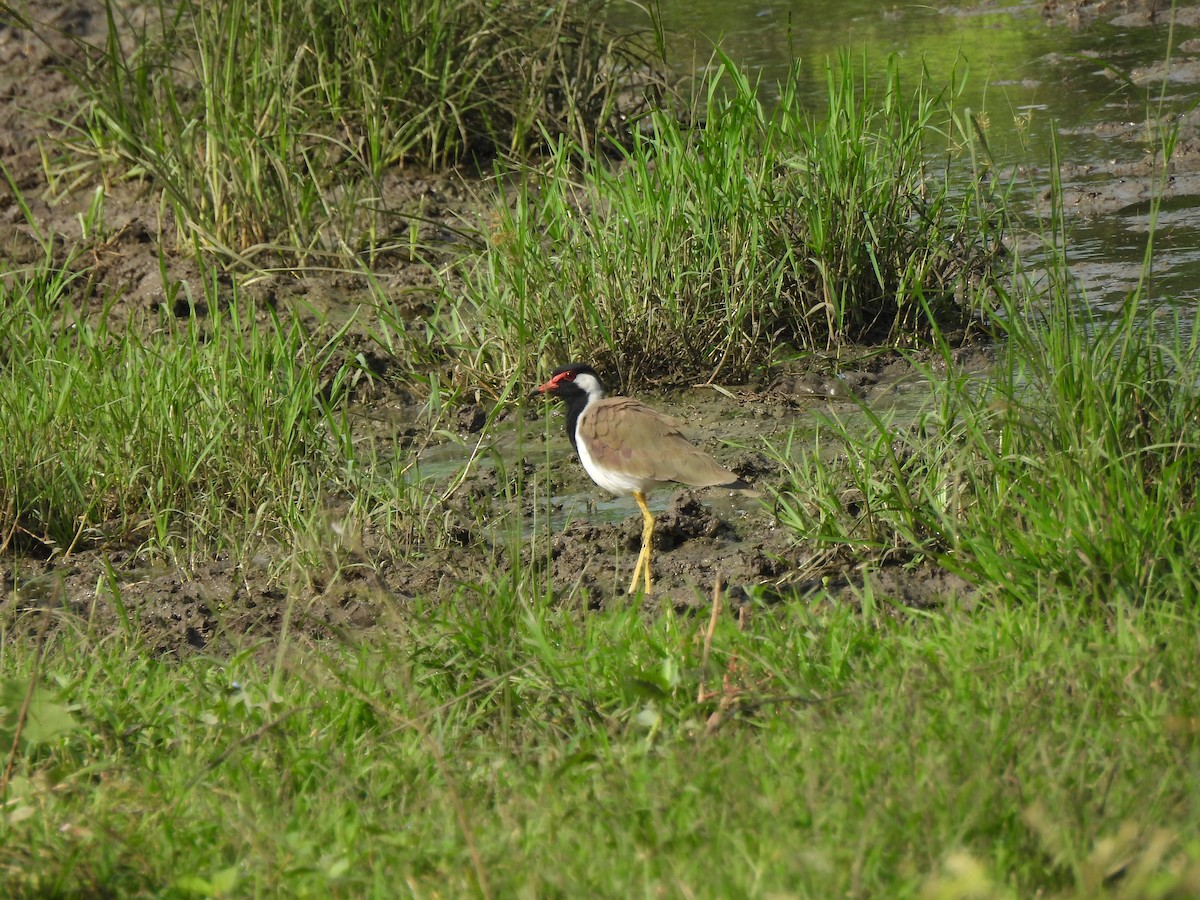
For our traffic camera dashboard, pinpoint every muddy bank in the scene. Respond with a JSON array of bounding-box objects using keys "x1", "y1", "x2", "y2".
[{"x1": 5, "y1": 341, "x2": 989, "y2": 657}]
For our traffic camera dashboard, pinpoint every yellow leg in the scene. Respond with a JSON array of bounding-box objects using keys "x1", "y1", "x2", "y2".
[
  {"x1": 627, "y1": 491, "x2": 655, "y2": 595},
  {"x1": 627, "y1": 544, "x2": 648, "y2": 595}
]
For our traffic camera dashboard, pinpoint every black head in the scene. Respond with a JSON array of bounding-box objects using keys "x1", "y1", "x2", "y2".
[
  {"x1": 532, "y1": 363, "x2": 606, "y2": 403},
  {"x1": 532, "y1": 363, "x2": 607, "y2": 452}
]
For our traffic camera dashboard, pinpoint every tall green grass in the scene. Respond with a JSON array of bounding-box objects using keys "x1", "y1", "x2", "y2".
[
  {"x1": 768, "y1": 56, "x2": 1200, "y2": 609},
  {"x1": 0, "y1": 241, "x2": 370, "y2": 562},
  {"x1": 52, "y1": 0, "x2": 662, "y2": 261},
  {"x1": 436, "y1": 54, "x2": 1006, "y2": 389},
  {"x1": 771, "y1": 252, "x2": 1200, "y2": 608},
  {"x1": 0, "y1": 251, "x2": 521, "y2": 569}
]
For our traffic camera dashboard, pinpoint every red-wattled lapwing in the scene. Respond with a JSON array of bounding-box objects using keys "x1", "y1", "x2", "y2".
[{"x1": 533, "y1": 363, "x2": 756, "y2": 595}]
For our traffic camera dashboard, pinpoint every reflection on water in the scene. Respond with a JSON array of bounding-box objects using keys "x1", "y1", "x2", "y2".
[{"x1": 612, "y1": 0, "x2": 1200, "y2": 311}]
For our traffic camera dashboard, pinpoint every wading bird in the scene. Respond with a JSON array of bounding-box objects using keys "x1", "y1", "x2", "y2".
[{"x1": 533, "y1": 363, "x2": 756, "y2": 595}]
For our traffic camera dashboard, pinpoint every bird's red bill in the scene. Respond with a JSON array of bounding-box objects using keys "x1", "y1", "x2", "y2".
[{"x1": 536, "y1": 370, "x2": 575, "y2": 393}]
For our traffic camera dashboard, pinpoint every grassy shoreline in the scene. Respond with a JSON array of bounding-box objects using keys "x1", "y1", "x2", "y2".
[{"x1": 3, "y1": 1, "x2": 1200, "y2": 895}]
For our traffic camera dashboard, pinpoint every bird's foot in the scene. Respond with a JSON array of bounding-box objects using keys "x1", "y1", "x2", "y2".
[{"x1": 626, "y1": 552, "x2": 653, "y2": 596}]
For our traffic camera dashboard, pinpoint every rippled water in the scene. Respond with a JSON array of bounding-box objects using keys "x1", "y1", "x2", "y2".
[{"x1": 613, "y1": 0, "x2": 1200, "y2": 312}]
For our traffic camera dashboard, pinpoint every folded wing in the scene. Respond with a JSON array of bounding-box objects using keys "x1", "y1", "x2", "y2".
[{"x1": 580, "y1": 397, "x2": 745, "y2": 488}]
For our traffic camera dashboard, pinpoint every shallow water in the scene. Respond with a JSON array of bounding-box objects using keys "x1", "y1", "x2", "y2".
[{"x1": 614, "y1": 0, "x2": 1200, "y2": 312}]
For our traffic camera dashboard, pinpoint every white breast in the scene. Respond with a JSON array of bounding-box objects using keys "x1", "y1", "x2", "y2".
[{"x1": 575, "y1": 410, "x2": 655, "y2": 496}]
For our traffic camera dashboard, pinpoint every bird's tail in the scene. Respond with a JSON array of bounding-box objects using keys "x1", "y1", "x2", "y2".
[{"x1": 724, "y1": 478, "x2": 761, "y2": 498}]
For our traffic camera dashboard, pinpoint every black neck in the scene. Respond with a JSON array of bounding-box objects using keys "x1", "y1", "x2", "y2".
[{"x1": 560, "y1": 388, "x2": 592, "y2": 455}]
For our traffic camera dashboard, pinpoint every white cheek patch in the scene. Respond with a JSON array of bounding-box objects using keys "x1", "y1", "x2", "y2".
[{"x1": 572, "y1": 372, "x2": 605, "y2": 403}]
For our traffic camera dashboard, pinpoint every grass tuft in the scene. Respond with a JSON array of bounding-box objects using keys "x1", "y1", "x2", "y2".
[
  {"x1": 0, "y1": 251, "x2": 366, "y2": 561},
  {"x1": 437, "y1": 53, "x2": 1006, "y2": 389},
  {"x1": 48, "y1": 0, "x2": 663, "y2": 262},
  {"x1": 771, "y1": 247, "x2": 1200, "y2": 607}
]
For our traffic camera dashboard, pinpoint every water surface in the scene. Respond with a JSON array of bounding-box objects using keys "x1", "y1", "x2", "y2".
[{"x1": 615, "y1": 0, "x2": 1200, "y2": 311}]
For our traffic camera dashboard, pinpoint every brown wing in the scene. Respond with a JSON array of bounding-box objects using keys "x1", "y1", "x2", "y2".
[{"x1": 579, "y1": 397, "x2": 742, "y2": 488}]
